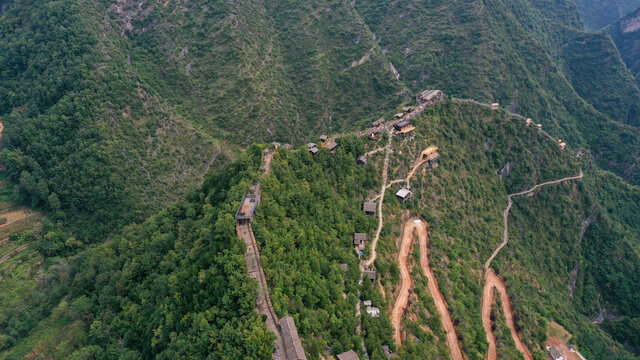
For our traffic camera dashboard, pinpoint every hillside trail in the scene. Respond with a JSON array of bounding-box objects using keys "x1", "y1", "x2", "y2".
[
  {"x1": 392, "y1": 218, "x2": 465, "y2": 360},
  {"x1": 261, "y1": 148, "x2": 275, "y2": 176},
  {"x1": 405, "y1": 152, "x2": 431, "y2": 186},
  {"x1": 484, "y1": 170, "x2": 584, "y2": 270},
  {"x1": 451, "y1": 98, "x2": 561, "y2": 144},
  {"x1": 363, "y1": 130, "x2": 393, "y2": 268},
  {"x1": 481, "y1": 171, "x2": 583, "y2": 360}
]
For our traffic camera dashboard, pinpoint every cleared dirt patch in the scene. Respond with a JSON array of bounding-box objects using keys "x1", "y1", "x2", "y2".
[
  {"x1": 0, "y1": 209, "x2": 33, "y2": 227},
  {"x1": 546, "y1": 321, "x2": 584, "y2": 360}
]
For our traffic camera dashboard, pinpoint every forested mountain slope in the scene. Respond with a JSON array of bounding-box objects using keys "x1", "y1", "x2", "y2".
[
  {"x1": 3, "y1": 100, "x2": 639, "y2": 359},
  {"x1": 0, "y1": 1, "x2": 640, "y2": 358},
  {"x1": 2, "y1": 0, "x2": 640, "y2": 237},
  {"x1": 354, "y1": 0, "x2": 640, "y2": 184},
  {"x1": 0, "y1": 0, "x2": 407, "y2": 236},
  {"x1": 575, "y1": 0, "x2": 640, "y2": 29},
  {"x1": 606, "y1": 7, "x2": 640, "y2": 85}
]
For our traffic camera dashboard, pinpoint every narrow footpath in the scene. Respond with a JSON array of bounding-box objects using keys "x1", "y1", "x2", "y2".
[
  {"x1": 363, "y1": 130, "x2": 393, "y2": 268},
  {"x1": 482, "y1": 171, "x2": 583, "y2": 360},
  {"x1": 484, "y1": 171, "x2": 584, "y2": 270}
]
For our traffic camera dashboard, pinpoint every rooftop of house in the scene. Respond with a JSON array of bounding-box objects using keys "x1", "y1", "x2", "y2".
[
  {"x1": 354, "y1": 233, "x2": 367, "y2": 242},
  {"x1": 394, "y1": 119, "x2": 411, "y2": 129},
  {"x1": 399, "y1": 124, "x2": 416, "y2": 134},
  {"x1": 235, "y1": 194, "x2": 260, "y2": 220},
  {"x1": 396, "y1": 188, "x2": 411, "y2": 198},
  {"x1": 363, "y1": 201, "x2": 376, "y2": 213},
  {"x1": 325, "y1": 140, "x2": 338, "y2": 150},
  {"x1": 548, "y1": 346, "x2": 563, "y2": 360},
  {"x1": 336, "y1": 350, "x2": 360, "y2": 360}
]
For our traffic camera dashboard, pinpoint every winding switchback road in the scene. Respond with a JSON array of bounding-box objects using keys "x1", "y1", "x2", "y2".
[{"x1": 482, "y1": 170, "x2": 583, "y2": 360}]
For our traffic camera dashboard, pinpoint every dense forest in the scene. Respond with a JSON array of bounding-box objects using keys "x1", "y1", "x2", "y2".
[{"x1": 0, "y1": 0, "x2": 640, "y2": 358}]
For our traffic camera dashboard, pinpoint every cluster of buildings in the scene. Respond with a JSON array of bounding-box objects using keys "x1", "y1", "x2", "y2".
[{"x1": 307, "y1": 136, "x2": 339, "y2": 155}]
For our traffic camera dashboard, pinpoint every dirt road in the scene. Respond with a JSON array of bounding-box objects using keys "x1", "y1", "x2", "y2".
[
  {"x1": 391, "y1": 220, "x2": 416, "y2": 346},
  {"x1": 482, "y1": 269, "x2": 533, "y2": 360},
  {"x1": 484, "y1": 171, "x2": 584, "y2": 270},
  {"x1": 392, "y1": 219, "x2": 465, "y2": 360}
]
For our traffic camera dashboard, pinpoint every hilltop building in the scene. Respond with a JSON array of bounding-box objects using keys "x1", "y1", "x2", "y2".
[
  {"x1": 526, "y1": 118, "x2": 532, "y2": 127},
  {"x1": 337, "y1": 350, "x2": 360, "y2": 360},
  {"x1": 354, "y1": 233, "x2": 367, "y2": 251},
  {"x1": 319, "y1": 135, "x2": 328, "y2": 143},
  {"x1": 558, "y1": 139, "x2": 567, "y2": 150},
  {"x1": 363, "y1": 201, "x2": 376, "y2": 216},
  {"x1": 396, "y1": 188, "x2": 411, "y2": 202},
  {"x1": 356, "y1": 155, "x2": 367, "y2": 165},
  {"x1": 417, "y1": 90, "x2": 443, "y2": 106},
  {"x1": 372, "y1": 118, "x2": 384, "y2": 128},
  {"x1": 308, "y1": 142, "x2": 319, "y2": 155},
  {"x1": 421, "y1": 145, "x2": 441, "y2": 168},
  {"x1": 366, "y1": 305, "x2": 380, "y2": 317},
  {"x1": 491, "y1": 103, "x2": 499, "y2": 110},
  {"x1": 325, "y1": 140, "x2": 338, "y2": 154},
  {"x1": 546, "y1": 346, "x2": 564, "y2": 360},
  {"x1": 394, "y1": 119, "x2": 415, "y2": 136},
  {"x1": 394, "y1": 113, "x2": 404, "y2": 119},
  {"x1": 235, "y1": 194, "x2": 260, "y2": 224},
  {"x1": 363, "y1": 266, "x2": 376, "y2": 281}
]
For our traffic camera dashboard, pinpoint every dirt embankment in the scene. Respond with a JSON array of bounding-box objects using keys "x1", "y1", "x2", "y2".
[
  {"x1": 482, "y1": 269, "x2": 533, "y2": 360},
  {"x1": 391, "y1": 220, "x2": 416, "y2": 346},
  {"x1": 392, "y1": 218, "x2": 464, "y2": 360}
]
